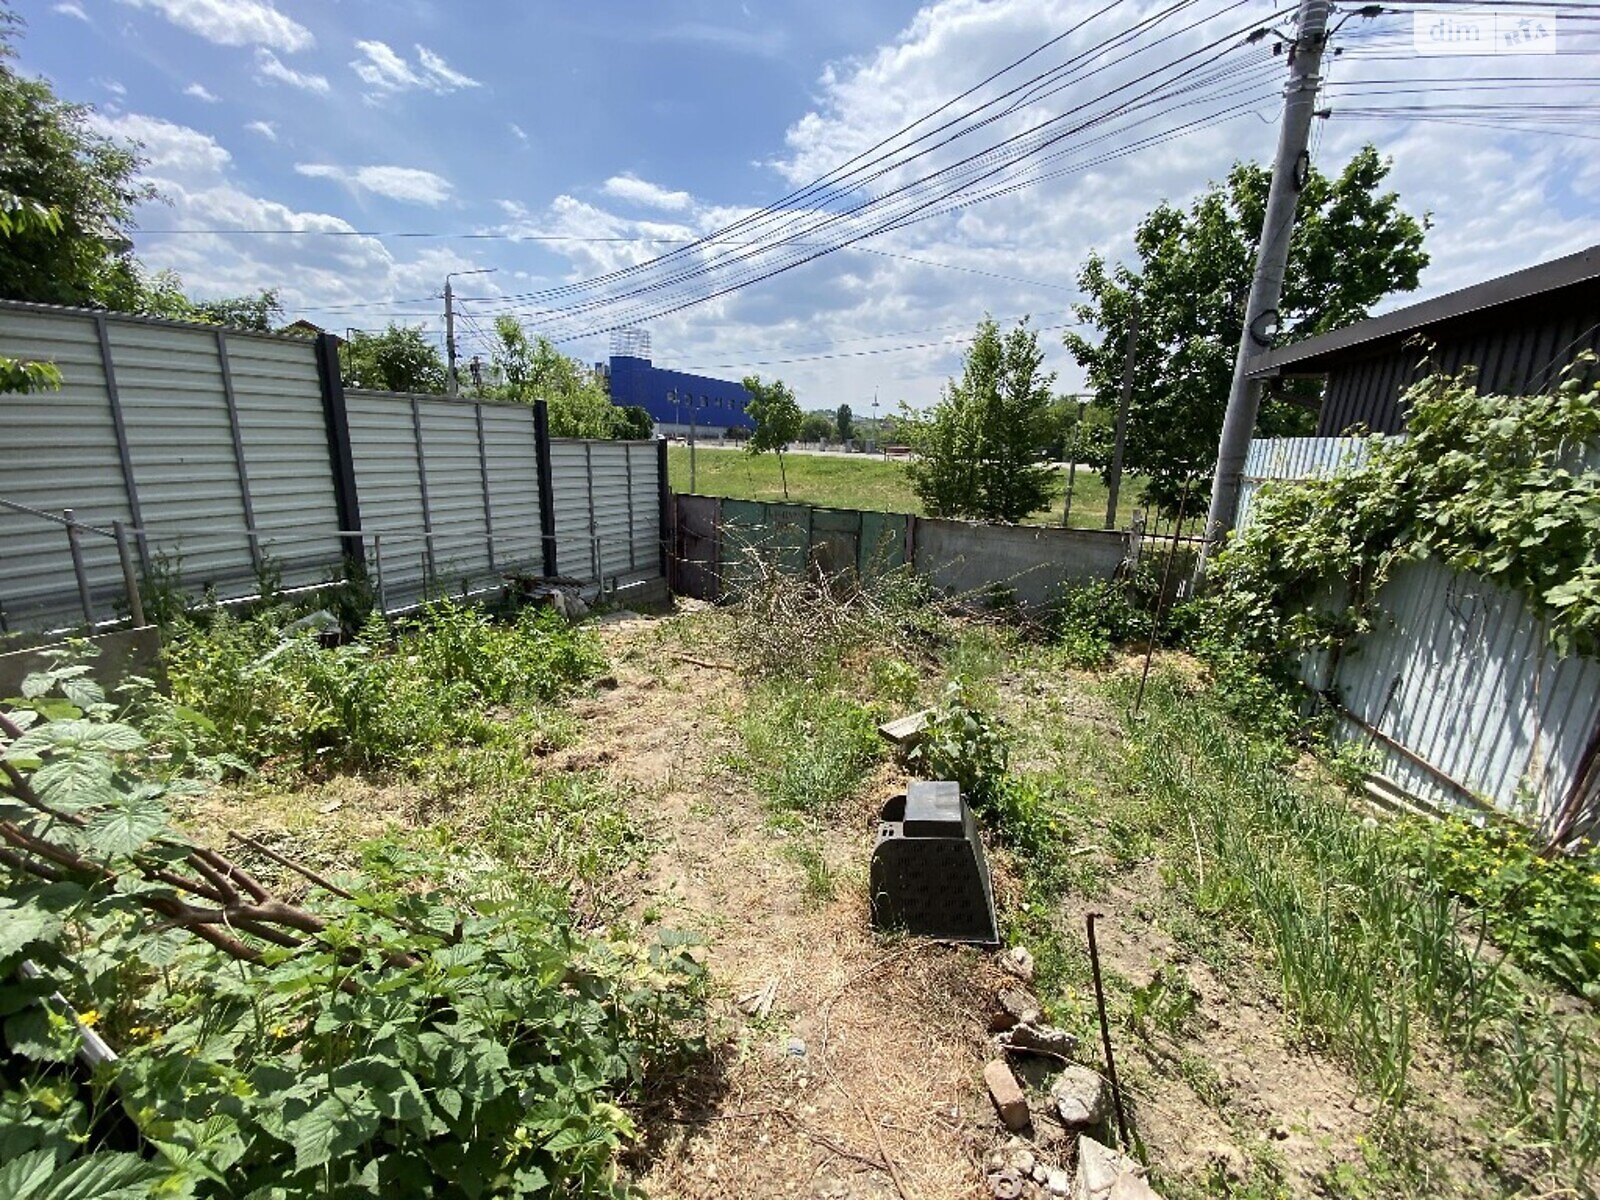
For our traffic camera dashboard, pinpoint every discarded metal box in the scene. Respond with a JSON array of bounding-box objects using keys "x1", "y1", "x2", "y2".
[{"x1": 869, "y1": 780, "x2": 999, "y2": 945}]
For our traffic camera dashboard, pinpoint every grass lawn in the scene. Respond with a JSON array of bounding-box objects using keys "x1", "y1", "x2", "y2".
[{"x1": 668, "y1": 444, "x2": 1135, "y2": 528}]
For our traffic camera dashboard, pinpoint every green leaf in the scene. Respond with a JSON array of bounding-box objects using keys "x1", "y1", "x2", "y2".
[
  {"x1": 60, "y1": 677, "x2": 105, "y2": 710},
  {"x1": 0, "y1": 903, "x2": 63, "y2": 958},
  {"x1": 29, "y1": 755, "x2": 118, "y2": 814},
  {"x1": 83, "y1": 792, "x2": 168, "y2": 856},
  {"x1": 5, "y1": 720, "x2": 144, "y2": 761},
  {"x1": 0, "y1": 1149, "x2": 165, "y2": 1200}
]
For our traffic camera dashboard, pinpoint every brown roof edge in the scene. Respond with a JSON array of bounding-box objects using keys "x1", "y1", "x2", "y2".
[{"x1": 1246, "y1": 242, "x2": 1600, "y2": 379}]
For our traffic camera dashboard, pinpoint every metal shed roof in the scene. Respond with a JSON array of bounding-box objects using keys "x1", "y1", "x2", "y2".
[{"x1": 1247, "y1": 242, "x2": 1600, "y2": 378}]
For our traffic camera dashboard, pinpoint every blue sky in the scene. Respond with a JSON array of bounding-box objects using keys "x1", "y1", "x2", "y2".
[{"x1": 19, "y1": 0, "x2": 1600, "y2": 408}]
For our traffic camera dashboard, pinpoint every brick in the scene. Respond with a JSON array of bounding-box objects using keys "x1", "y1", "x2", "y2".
[{"x1": 984, "y1": 1059, "x2": 1031, "y2": 1131}]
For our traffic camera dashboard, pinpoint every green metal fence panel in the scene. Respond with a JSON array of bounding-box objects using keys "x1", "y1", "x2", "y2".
[
  {"x1": 719, "y1": 499, "x2": 810, "y2": 596},
  {"x1": 859, "y1": 510, "x2": 909, "y2": 576}
]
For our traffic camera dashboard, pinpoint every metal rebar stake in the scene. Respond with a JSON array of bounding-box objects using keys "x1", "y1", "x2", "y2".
[{"x1": 1086, "y1": 911, "x2": 1131, "y2": 1151}]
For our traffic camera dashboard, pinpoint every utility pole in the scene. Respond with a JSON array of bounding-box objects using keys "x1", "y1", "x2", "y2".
[
  {"x1": 1062, "y1": 395, "x2": 1086, "y2": 528},
  {"x1": 444, "y1": 268, "x2": 496, "y2": 397},
  {"x1": 689, "y1": 396, "x2": 698, "y2": 493},
  {"x1": 1104, "y1": 298, "x2": 1141, "y2": 530},
  {"x1": 444, "y1": 278, "x2": 457, "y2": 395},
  {"x1": 1196, "y1": 0, "x2": 1332, "y2": 574}
]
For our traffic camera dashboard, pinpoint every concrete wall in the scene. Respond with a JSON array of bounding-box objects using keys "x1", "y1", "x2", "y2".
[
  {"x1": 0, "y1": 626, "x2": 164, "y2": 697},
  {"x1": 913, "y1": 519, "x2": 1131, "y2": 607}
]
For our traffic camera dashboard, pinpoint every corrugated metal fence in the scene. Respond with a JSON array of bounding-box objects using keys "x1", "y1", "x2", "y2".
[
  {"x1": 0, "y1": 300, "x2": 665, "y2": 634},
  {"x1": 1239, "y1": 435, "x2": 1600, "y2": 835}
]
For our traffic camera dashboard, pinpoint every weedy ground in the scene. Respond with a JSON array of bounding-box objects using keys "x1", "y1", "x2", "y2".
[{"x1": 175, "y1": 587, "x2": 1600, "y2": 1200}]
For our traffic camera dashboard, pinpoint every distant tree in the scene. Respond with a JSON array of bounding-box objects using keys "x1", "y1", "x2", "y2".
[
  {"x1": 0, "y1": 16, "x2": 155, "y2": 310},
  {"x1": 902, "y1": 316, "x2": 1057, "y2": 523},
  {"x1": 799, "y1": 411, "x2": 834, "y2": 443},
  {"x1": 611, "y1": 405, "x2": 653, "y2": 440},
  {"x1": 1065, "y1": 146, "x2": 1429, "y2": 512},
  {"x1": 341, "y1": 324, "x2": 447, "y2": 394},
  {"x1": 187, "y1": 288, "x2": 284, "y2": 332},
  {"x1": 836, "y1": 403, "x2": 854, "y2": 441},
  {"x1": 742, "y1": 374, "x2": 803, "y2": 499},
  {"x1": 492, "y1": 316, "x2": 634, "y2": 438}
]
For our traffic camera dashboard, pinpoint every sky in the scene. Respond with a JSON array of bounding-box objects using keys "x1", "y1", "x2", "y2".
[{"x1": 15, "y1": 0, "x2": 1600, "y2": 411}]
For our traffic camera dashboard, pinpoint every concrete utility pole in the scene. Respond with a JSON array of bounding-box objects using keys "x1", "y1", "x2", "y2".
[
  {"x1": 444, "y1": 277, "x2": 457, "y2": 395},
  {"x1": 444, "y1": 268, "x2": 496, "y2": 397},
  {"x1": 1104, "y1": 299, "x2": 1141, "y2": 530},
  {"x1": 1196, "y1": 0, "x2": 1331, "y2": 574}
]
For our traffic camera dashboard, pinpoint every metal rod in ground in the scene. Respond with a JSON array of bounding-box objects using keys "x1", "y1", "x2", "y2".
[
  {"x1": 372, "y1": 533, "x2": 388, "y2": 618},
  {"x1": 1086, "y1": 911, "x2": 1131, "y2": 1152},
  {"x1": 113, "y1": 520, "x2": 146, "y2": 628},
  {"x1": 1132, "y1": 478, "x2": 1193, "y2": 718},
  {"x1": 63, "y1": 509, "x2": 94, "y2": 629}
]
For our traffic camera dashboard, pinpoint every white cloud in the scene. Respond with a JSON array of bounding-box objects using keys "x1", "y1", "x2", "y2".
[
  {"x1": 602, "y1": 173, "x2": 693, "y2": 212},
  {"x1": 183, "y1": 82, "x2": 218, "y2": 102},
  {"x1": 509, "y1": 123, "x2": 529, "y2": 144},
  {"x1": 255, "y1": 49, "x2": 330, "y2": 94},
  {"x1": 245, "y1": 120, "x2": 278, "y2": 141},
  {"x1": 53, "y1": 3, "x2": 89, "y2": 22},
  {"x1": 97, "y1": 78, "x2": 128, "y2": 98},
  {"x1": 88, "y1": 111, "x2": 232, "y2": 179},
  {"x1": 349, "y1": 40, "x2": 481, "y2": 96},
  {"x1": 115, "y1": 0, "x2": 313, "y2": 52},
  {"x1": 296, "y1": 163, "x2": 454, "y2": 206}
]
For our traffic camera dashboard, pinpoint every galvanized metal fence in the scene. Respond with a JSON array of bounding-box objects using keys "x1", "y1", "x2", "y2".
[
  {"x1": 0, "y1": 300, "x2": 666, "y2": 636},
  {"x1": 1238, "y1": 435, "x2": 1600, "y2": 835}
]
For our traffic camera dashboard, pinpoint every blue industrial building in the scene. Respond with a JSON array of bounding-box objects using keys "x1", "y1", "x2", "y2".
[{"x1": 606, "y1": 348, "x2": 754, "y2": 437}]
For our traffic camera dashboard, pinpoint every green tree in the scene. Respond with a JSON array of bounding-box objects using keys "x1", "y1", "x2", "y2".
[
  {"x1": 611, "y1": 405, "x2": 653, "y2": 440},
  {"x1": 492, "y1": 316, "x2": 628, "y2": 438},
  {"x1": 836, "y1": 403, "x2": 854, "y2": 441},
  {"x1": 799, "y1": 411, "x2": 834, "y2": 443},
  {"x1": 341, "y1": 323, "x2": 447, "y2": 394},
  {"x1": 0, "y1": 197, "x2": 62, "y2": 393},
  {"x1": 742, "y1": 374, "x2": 803, "y2": 499},
  {"x1": 187, "y1": 288, "x2": 284, "y2": 332},
  {"x1": 902, "y1": 316, "x2": 1057, "y2": 523},
  {"x1": 0, "y1": 12, "x2": 156, "y2": 309},
  {"x1": 1065, "y1": 146, "x2": 1429, "y2": 511}
]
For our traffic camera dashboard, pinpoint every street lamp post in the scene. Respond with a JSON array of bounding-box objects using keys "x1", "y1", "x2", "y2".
[{"x1": 871, "y1": 390, "x2": 880, "y2": 456}]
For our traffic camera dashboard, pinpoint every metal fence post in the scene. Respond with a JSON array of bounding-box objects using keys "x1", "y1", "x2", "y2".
[
  {"x1": 113, "y1": 520, "x2": 146, "y2": 628},
  {"x1": 313, "y1": 332, "x2": 365, "y2": 565},
  {"x1": 372, "y1": 532, "x2": 388, "y2": 617},
  {"x1": 656, "y1": 436, "x2": 670, "y2": 585},
  {"x1": 63, "y1": 509, "x2": 94, "y2": 628},
  {"x1": 533, "y1": 400, "x2": 558, "y2": 577}
]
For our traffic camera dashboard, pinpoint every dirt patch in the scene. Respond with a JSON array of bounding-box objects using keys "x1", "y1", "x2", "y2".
[{"x1": 568, "y1": 616, "x2": 1012, "y2": 1198}]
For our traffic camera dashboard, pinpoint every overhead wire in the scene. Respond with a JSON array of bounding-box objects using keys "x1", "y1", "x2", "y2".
[
  {"x1": 480, "y1": 0, "x2": 1280, "y2": 325},
  {"x1": 501, "y1": 7, "x2": 1293, "y2": 340}
]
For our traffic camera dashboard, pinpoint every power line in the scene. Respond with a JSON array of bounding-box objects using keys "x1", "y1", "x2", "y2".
[{"x1": 505, "y1": 8, "x2": 1289, "y2": 340}]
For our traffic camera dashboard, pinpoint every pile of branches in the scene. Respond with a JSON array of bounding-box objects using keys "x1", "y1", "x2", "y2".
[{"x1": 722, "y1": 550, "x2": 977, "y2": 678}]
